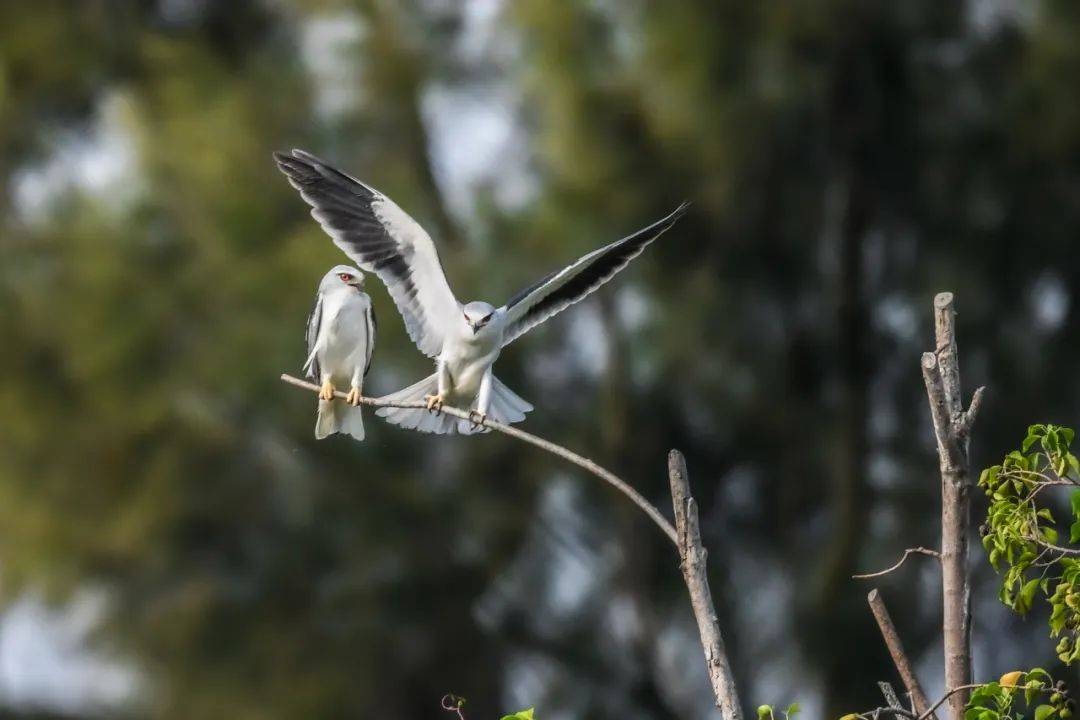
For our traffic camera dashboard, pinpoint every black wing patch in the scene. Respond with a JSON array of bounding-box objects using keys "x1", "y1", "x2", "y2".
[
  {"x1": 504, "y1": 269, "x2": 558, "y2": 311},
  {"x1": 502, "y1": 202, "x2": 690, "y2": 345}
]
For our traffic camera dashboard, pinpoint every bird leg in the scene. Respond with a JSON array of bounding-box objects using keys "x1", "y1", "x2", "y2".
[
  {"x1": 424, "y1": 393, "x2": 445, "y2": 413},
  {"x1": 319, "y1": 379, "x2": 336, "y2": 401},
  {"x1": 345, "y1": 387, "x2": 362, "y2": 407},
  {"x1": 468, "y1": 409, "x2": 487, "y2": 429}
]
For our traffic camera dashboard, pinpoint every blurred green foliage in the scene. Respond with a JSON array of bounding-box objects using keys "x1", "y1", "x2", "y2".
[{"x1": 1, "y1": 1, "x2": 1080, "y2": 718}]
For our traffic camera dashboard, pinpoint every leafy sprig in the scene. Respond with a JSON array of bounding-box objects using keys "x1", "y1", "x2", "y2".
[
  {"x1": 979, "y1": 424, "x2": 1080, "y2": 662},
  {"x1": 964, "y1": 670, "x2": 1073, "y2": 720},
  {"x1": 758, "y1": 703, "x2": 800, "y2": 720}
]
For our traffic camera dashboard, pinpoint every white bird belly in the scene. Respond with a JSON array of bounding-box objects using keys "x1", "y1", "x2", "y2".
[
  {"x1": 318, "y1": 292, "x2": 372, "y2": 384},
  {"x1": 441, "y1": 334, "x2": 500, "y2": 405}
]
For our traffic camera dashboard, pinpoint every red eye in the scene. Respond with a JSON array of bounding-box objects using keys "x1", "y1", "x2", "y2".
[{"x1": 339, "y1": 274, "x2": 352, "y2": 282}]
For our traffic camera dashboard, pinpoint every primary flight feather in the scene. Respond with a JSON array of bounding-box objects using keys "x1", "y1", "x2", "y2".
[{"x1": 276, "y1": 149, "x2": 688, "y2": 434}]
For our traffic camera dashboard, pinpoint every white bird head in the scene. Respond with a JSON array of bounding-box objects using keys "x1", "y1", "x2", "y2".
[
  {"x1": 462, "y1": 301, "x2": 496, "y2": 335},
  {"x1": 320, "y1": 264, "x2": 365, "y2": 293}
]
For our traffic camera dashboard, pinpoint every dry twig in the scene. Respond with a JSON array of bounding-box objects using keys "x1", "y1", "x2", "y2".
[{"x1": 853, "y1": 547, "x2": 941, "y2": 580}]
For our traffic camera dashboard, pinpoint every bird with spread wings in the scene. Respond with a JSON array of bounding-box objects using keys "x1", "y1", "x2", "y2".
[{"x1": 275, "y1": 149, "x2": 689, "y2": 435}]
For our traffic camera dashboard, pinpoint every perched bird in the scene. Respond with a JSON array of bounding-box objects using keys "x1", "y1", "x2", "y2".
[
  {"x1": 304, "y1": 264, "x2": 376, "y2": 440},
  {"x1": 276, "y1": 149, "x2": 688, "y2": 434}
]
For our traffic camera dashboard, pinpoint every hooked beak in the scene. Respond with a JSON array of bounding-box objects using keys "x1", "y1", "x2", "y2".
[{"x1": 471, "y1": 323, "x2": 480, "y2": 335}]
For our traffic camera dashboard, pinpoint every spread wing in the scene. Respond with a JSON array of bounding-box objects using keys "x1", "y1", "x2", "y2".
[
  {"x1": 499, "y1": 202, "x2": 690, "y2": 346},
  {"x1": 275, "y1": 149, "x2": 459, "y2": 358},
  {"x1": 303, "y1": 292, "x2": 323, "y2": 379}
]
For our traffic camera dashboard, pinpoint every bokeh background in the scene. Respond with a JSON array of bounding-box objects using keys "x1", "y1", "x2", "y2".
[{"x1": 1, "y1": 1, "x2": 1079, "y2": 718}]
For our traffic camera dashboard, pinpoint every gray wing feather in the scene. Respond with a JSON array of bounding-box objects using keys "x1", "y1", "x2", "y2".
[
  {"x1": 364, "y1": 302, "x2": 376, "y2": 378},
  {"x1": 275, "y1": 149, "x2": 459, "y2": 358},
  {"x1": 500, "y1": 202, "x2": 690, "y2": 346},
  {"x1": 304, "y1": 293, "x2": 323, "y2": 379}
]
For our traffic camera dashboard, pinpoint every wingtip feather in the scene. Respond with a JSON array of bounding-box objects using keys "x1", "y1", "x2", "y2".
[{"x1": 669, "y1": 200, "x2": 692, "y2": 221}]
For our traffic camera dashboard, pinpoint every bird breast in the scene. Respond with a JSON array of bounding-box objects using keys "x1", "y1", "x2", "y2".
[
  {"x1": 319, "y1": 291, "x2": 371, "y2": 369},
  {"x1": 441, "y1": 323, "x2": 501, "y2": 399}
]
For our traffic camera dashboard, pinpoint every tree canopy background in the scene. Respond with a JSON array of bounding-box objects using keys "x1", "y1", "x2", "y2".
[{"x1": 1, "y1": 1, "x2": 1078, "y2": 718}]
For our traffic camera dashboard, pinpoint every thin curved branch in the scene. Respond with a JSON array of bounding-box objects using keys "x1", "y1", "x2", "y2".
[
  {"x1": 853, "y1": 547, "x2": 941, "y2": 580},
  {"x1": 917, "y1": 684, "x2": 984, "y2": 720},
  {"x1": 440, "y1": 695, "x2": 468, "y2": 720},
  {"x1": 280, "y1": 373, "x2": 678, "y2": 545},
  {"x1": 858, "y1": 706, "x2": 918, "y2": 720},
  {"x1": 1031, "y1": 537, "x2": 1080, "y2": 557}
]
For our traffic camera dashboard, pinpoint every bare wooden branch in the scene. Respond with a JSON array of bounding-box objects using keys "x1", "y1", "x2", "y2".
[
  {"x1": 933, "y1": 293, "x2": 962, "y2": 416},
  {"x1": 878, "y1": 682, "x2": 905, "y2": 713},
  {"x1": 963, "y1": 386, "x2": 985, "y2": 433},
  {"x1": 868, "y1": 589, "x2": 936, "y2": 719},
  {"x1": 668, "y1": 449, "x2": 743, "y2": 720},
  {"x1": 853, "y1": 547, "x2": 941, "y2": 580},
  {"x1": 921, "y1": 354, "x2": 963, "y2": 470},
  {"x1": 280, "y1": 373, "x2": 678, "y2": 545},
  {"x1": 921, "y1": 292, "x2": 977, "y2": 720},
  {"x1": 858, "y1": 706, "x2": 918, "y2": 720}
]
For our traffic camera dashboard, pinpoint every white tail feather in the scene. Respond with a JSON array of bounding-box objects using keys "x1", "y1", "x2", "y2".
[
  {"x1": 376, "y1": 373, "x2": 532, "y2": 435},
  {"x1": 315, "y1": 399, "x2": 365, "y2": 441}
]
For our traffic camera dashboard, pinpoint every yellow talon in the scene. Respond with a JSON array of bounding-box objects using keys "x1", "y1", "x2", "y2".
[
  {"x1": 424, "y1": 393, "x2": 445, "y2": 413},
  {"x1": 319, "y1": 380, "x2": 336, "y2": 401},
  {"x1": 468, "y1": 410, "x2": 487, "y2": 428},
  {"x1": 345, "y1": 388, "x2": 361, "y2": 407}
]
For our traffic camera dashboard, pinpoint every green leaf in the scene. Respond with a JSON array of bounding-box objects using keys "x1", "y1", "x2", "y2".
[
  {"x1": 784, "y1": 703, "x2": 800, "y2": 718},
  {"x1": 757, "y1": 706, "x2": 773, "y2": 720},
  {"x1": 1024, "y1": 434, "x2": 1042, "y2": 452},
  {"x1": 1070, "y1": 520, "x2": 1080, "y2": 544},
  {"x1": 1018, "y1": 578, "x2": 1041, "y2": 614},
  {"x1": 1051, "y1": 604, "x2": 1068, "y2": 634},
  {"x1": 500, "y1": 710, "x2": 535, "y2": 720},
  {"x1": 1034, "y1": 704, "x2": 1056, "y2": 720},
  {"x1": 971, "y1": 683, "x2": 1000, "y2": 706}
]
